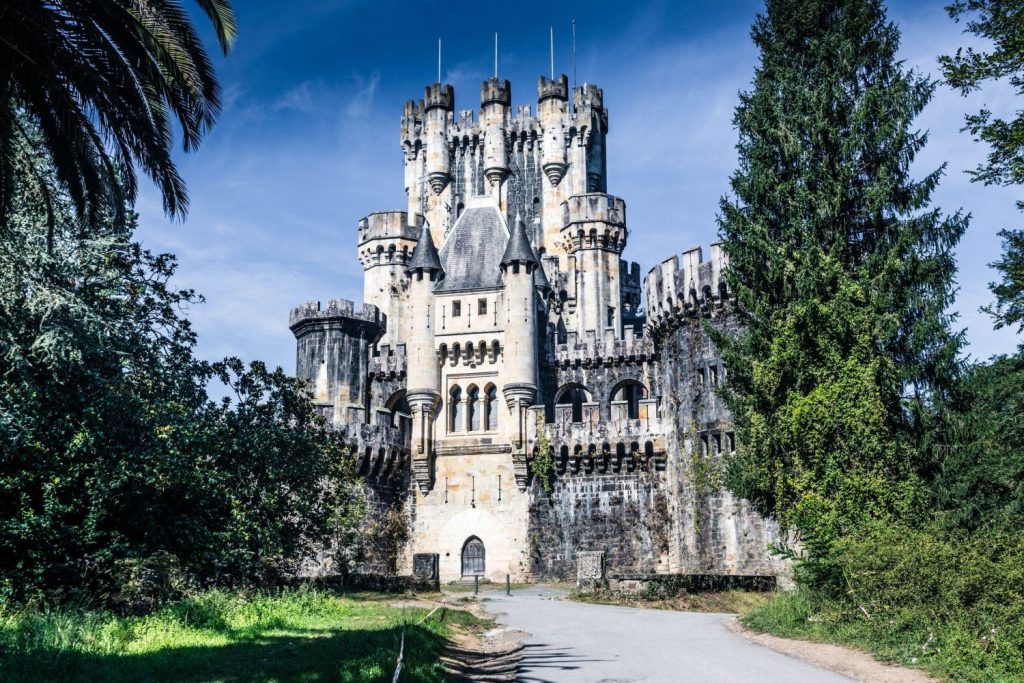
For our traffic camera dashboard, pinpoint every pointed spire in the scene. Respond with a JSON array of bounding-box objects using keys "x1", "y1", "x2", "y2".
[
  {"x1": 407, "y1": 224, "x2": 443, "y2": 275},
  {"x1": 501, "y1": 212, "x2": 538, "y2": 268}
]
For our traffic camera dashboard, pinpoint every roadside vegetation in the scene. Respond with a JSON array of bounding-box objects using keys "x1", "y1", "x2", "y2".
[
  {"x1": 718, "y1": 1, "x2": 1024, "y2": 681},
  {"x1": 0, "y1": 587, "x2": 479, "y2": 682}
]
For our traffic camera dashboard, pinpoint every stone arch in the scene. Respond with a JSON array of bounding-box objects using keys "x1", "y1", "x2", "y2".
[
  {"x1": 384, "y1": 389, "x2": 410, "y2": 427},
  {"x1": 555, "y1": 382, "x2": 592, "y2": 423},
  {"x1": 610, "y1": 379, "x2": 649, "y2": 419},
  {"x1": 467, "y1": 384, "x2": 481, "y2": 431},
  {"x1": 484, "y1": 383, "x2": 498, "y2": 431},
  {"x1": 449, "y1": 385, "x2": 463, "y2": 432}
]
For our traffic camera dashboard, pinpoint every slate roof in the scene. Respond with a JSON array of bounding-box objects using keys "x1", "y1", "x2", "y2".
[
  {"x1": 435, "y1": 203, "x2": 509, "y2": 292},
  {"x1": 407, "y1": 225, "x2": 443, "y2": 274},
  {"x1": 535, "y1": 255, "x2": 551, "y2": 291},
  {"x1": 501, "y1": 213, "x2": 539, "y2": 267}
]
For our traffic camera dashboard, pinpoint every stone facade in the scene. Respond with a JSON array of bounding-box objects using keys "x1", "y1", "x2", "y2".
[{"x1": 289, "y1": 73, "x2": 787, "y2": 584}]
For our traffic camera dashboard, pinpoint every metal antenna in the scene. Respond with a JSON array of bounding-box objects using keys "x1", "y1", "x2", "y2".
[
  {"x1": 437, "y1": 38, "x2": 442, "y2": 83},
  {"x1": 550, "y1": 26, "x2": 554, "y2": 79},
  {"x1": 572, "y1": 20, "x2": 577, "y2": 89},
  {"x1": 494, "y1": 32, "x2": 498, "y2": 79}
]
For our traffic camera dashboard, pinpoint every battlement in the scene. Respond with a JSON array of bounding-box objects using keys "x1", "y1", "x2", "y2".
[
  {"x1": 481, "y1": 77, "x2": 512, "y2": 107},
  {"x1": 288, "y1": 299, "x2": 382, "y2": 331},
  {"x1": 573, "y1": 83, "x2": 604, "y2": 112},
  {"x1": 369, "y1": 342, "x2": 408, "y2": 379},
  {"x1": 562, "y1": 193, "x2": 625, "y2": 227},
  {"x1": 552, "y1": 325, "x2": 654, "y2": 368},
  {"x1": 424, "y1": 83, "x2": 454, "y2": 111},
  {"x1": 358, "y1": 211, "x2": 421, "y2": 244},
  {"x1": 620, "y1": 260, "x2": 642, "y2": 287},
  {"x1": 538, "y1": 74, "x2": 569, "y2": 103},
  {"x1": 644, "y1": 243, "x2": 729, "y2": 331}
]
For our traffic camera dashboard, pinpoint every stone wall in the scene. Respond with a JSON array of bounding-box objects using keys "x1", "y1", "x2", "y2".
[{"x1": 528, "y1": 469, "x2": 671, "y2": 579}]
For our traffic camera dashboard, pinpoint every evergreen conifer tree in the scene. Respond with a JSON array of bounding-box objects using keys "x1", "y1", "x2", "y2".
[{"x1": 716, "y1": 0, "x2": 967, "y2": 558}]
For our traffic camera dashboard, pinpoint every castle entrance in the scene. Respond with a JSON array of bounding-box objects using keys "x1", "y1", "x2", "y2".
[{"x1": 461, "y1": 536, "x2": 485, "y2": 576}]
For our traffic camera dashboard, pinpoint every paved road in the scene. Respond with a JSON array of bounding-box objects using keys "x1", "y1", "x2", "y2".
[{"x1": 481, "y1": 587, "x2": 850, "y2": 683}]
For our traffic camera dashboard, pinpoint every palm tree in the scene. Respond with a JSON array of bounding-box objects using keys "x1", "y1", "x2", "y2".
[{"x1": 0, "y1": 1, "x2": 237, "y2": 232}]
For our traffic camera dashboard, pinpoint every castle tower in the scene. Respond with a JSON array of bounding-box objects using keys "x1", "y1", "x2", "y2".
[
  {"x1": 405, "y1": 225, "x2": 444, "y2": 491},
  {"x1": 289, "y1": 299, "x2": 383, "y2": 426},
  {"x1": 573, "y1": 84, "x2": 608, "y2": 194},
  {"x1": 481, "y1": 78, "x2": 511, "y2": 194},
  {"x1": 357, "y1": 211, "x2": 421, "y2": 346},
  {"x1": 500, "y1": 213, "x2": 539, "y2": 451},
  {"x1": 561, "y1": 194, "x2": 627, "y2": 337}
]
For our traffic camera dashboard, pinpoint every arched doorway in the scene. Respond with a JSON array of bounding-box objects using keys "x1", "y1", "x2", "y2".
[{"x1": 461, "y1": 536, "x2": 485, "y2": 577}]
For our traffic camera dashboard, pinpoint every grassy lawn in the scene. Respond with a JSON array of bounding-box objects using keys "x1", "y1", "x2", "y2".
[{"x1": 0, "y1": 588, "x2": 482, "y2": 682}]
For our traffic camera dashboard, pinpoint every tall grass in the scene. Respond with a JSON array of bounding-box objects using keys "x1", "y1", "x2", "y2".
[
  {"x1": 743, "y1": 524, "x2": 1024, "y2": 682},
  {"x1": 0, "y1": 588, "x2": 475, "y2": 682}
]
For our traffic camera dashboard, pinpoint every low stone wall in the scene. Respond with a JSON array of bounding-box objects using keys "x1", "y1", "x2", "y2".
[{"x1": 607, "y1": 573, "x2": 776, "y2": 596}]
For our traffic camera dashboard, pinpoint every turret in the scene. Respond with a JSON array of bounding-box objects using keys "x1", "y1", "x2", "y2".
[
  {"x1": 481, "y1": 78, "x2": 511, "y2": 188},
  {"x1": 424, "y1": 83, "x2": 454, "y2": 195},
  {"x1": 405, "y1": 226, "x2": 444, "y2": 491},
  {"x1": 357, "y1": 211, "x2": 421, "y2": 346},
  {"x1": 538, "y1": 75, "x2": 568, "y2": 186},
  {"x1": 561, "y1": 193, "x2": 627, "y2": 337},
  {"x1": 573, "y1": 84, "x2": 608, "y2": 193},
  {"x1": 500, "y1": 214, "x2": 539, "y2": 451},
  {"x1": 289, "y1": 299, "x2": 384, "y2": 426}
]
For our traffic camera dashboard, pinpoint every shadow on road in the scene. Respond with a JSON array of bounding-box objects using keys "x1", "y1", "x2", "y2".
[{"x1": 515, "y1": 641, "x2": 612, "y2": 682}]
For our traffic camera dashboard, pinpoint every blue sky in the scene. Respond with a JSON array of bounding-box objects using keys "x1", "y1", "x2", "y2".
[{"x1": 135, "y1": 0, "x2": 1023, "y2": 381}]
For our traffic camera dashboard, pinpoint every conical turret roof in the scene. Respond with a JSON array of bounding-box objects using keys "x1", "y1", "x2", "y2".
[
  {"x1": 407, "y1": 224, "x2": 443, "y2": 274},
  {"x1": 501, "y1": 213, "x2": 538, "y2": 267}
]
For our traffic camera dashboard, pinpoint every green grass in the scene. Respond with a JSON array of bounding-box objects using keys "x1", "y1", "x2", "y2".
[
  {"x1": 742, "y1": 590, "x2": 1024, "y2": 683},
  {"x1": 0, "y1": 588, "x2": 481, "y2": 682}
]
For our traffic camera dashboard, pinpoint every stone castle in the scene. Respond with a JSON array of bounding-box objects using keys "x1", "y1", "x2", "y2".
[{"x1": 289, "y1": 73, "x2": 787, "y2": 584}]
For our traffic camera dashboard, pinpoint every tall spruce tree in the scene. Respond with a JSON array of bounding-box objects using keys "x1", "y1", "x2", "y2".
[{"x1": 716, "y1": 0, "x2": 967, "y2": 557}]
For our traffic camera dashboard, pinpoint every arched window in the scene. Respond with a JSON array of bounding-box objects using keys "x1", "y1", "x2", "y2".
[
  {"x1": 485, "y1": 385, "x2": 498, "y2": 430},
  {"x1": 555, "y1": 383, "x2": 591, "y2": 423},
  {"x1": 468, "y1": 385, "x2": 481, "y2": 431},
  {"x1": 385, "y1": 390, "x2": 410, "y2": 427},
  {"x1": 450, "y1": 386, "x2": 463, "y2": 432},
  {"x1": 611, "y1": 380, "x2": 649, "y2": 419}
]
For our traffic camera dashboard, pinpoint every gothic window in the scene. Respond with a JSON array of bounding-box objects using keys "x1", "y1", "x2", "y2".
[
  {"x1": 478, "y1": 298, "x2": 487, "y2": 315},
  {"x1": 452, "y1": 301, "x2": 462, "y2": 317},
  {"x1": 450, "y1": 386, "x2": 463, "y2": 432},
  {"x1": 485, "y1": 385, "x2": 498, "y2": 430},
  {"x1": 468, "y1": 385, "x2": 481, "y2": 431}
]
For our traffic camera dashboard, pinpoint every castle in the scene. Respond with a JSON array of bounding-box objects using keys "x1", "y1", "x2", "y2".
[{"x1": 289, "y1": 74, "x2": 787, "y2": 584}]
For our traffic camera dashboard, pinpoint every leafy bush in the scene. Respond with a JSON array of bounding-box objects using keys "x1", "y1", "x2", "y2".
[{"x1": 746, "y1": 523, "x2": 1024, "y2": 681}]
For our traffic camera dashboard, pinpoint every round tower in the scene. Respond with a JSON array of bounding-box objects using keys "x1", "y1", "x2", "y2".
[
  {"x1": 573, "y1": 84, "x2": 608, "y2": 194},
  {"x1": 500, "y1": 213, "x2": 539, "y2": 450},
  {"x1": 357, "y1": 211, "x2": 421, "y2": 346},
  {"x1": 481, "y1": 78, "x2": 511, "y2": 189},
  {"x1": 561, "y1": 193, "x2": 627, "y2": 337},
  {"x1": 424, "y1": 83, "x2": 454, "y2": 195},
  {"x1": 538, "y1": 75, "x2": 568, "y2": 186},
  {"x1": 405, "y1": 225, "x2": 444, "y2": 491}
]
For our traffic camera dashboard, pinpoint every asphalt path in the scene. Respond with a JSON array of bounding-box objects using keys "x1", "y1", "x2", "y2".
[{"x1": 481, "y1": 587, "x2": 851, "y2": 683}]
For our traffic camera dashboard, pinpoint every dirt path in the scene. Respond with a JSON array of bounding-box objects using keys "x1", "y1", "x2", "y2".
[{"x1": 724, "y1": 619, "x2": 938, "y2": 683}]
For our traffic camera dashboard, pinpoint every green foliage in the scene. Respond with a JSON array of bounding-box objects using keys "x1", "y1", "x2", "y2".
[
  {"x1": 532, "y1": 412, "x2": 555, "y2": 494},
  {"x1": 0, "y1": 0, "x2": 237, "y2": 228},
  {"x1": 983, "y1": 228, "x2": 1024, "y2": 334},
  {"x1": 931, "y1": 354, "x2": 1024, "y2": 531},
  {"x1": 0, "y1": 121, "x2": 361, "y2": 605},
  {"x1": 0, "y1": 588, "x2": 472, "y2": 682},
  {"x1": 744, "y1": 524, "x2": 1024, "y2": 682},
  {"x1": 716, "y1": 0, "x2": 965, "y2": 556},
  {"x1": 940, "y1": 0, "x2": 1024, "y2": 189}
]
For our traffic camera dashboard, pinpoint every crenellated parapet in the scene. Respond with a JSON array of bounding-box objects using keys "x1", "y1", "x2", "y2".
[
  {"x1": 357, "y1": 211, "x2": 421, "y2": 270},
  {"x1": 644, "y1": 242, "x2": 730, "y2": 336},
  {"x1": 289, "y1": 298, "x2": 382, "y2": 330},
  {"x1": 561, "y1": 193, "x2": 627, "y2": 253},
  {"x1": 526, "y1": 405, "x2": 668, "y2": 479},
  {"x1": 552, "y1": 326, "x2": 654, "y2": 368},
  {"x1": 369, "y1": 343, "x2": 407, "y2": 380}
]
